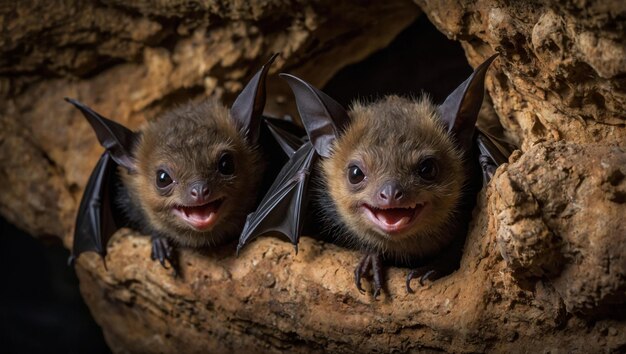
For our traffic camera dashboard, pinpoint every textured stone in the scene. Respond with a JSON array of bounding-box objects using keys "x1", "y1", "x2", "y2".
[
  {"x1": 492, "y1": 142, "x2": 626, "y2": 316},
  {"x1": 415, "y1": 0, "x2": 626, "y2": 149},
  {"x1": 73, "y1": 143, "x2": 626, "y2": 352}
]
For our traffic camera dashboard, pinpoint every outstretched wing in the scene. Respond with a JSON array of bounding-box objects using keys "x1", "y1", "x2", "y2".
[
  {"x1": 65, "y1": 98, "x2": 136, "y2": 264},
  {"x1": 238, "y1": 141, "x2": 317, "y2": 254},
  {"x1": 238, "y1": 73, "x2": 349, "y2": 253}
]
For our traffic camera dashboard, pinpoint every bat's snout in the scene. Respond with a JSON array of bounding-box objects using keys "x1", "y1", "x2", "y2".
[{"x1": 188, "y1": 181, "x2": 211, "y2": 203}]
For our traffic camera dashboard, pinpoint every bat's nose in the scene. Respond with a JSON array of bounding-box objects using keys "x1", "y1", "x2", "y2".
[
  {"x1": 189, "y1": 182, "x2": 210, "y2": 203},
  {"x1": 378, "y1": 181, "x2": 404, "y2": 204}
]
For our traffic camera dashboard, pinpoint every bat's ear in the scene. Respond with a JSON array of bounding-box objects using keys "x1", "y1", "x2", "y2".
[
  {"x1": 65, "y1": 98, "x2": 137, "y2": 171},
  {"x1": 279, "y1": 73, "x2": 349, "y2": 158},
  {"x1": 231, "y1": 53, "x2": 278, "y2": 144},
  {"x1": 438, "y1": 53, "x2": 498, "y2": 150}
]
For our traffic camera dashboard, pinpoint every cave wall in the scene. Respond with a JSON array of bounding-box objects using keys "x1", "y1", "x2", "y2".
[
  {"x1": 415, "y1": 0, "x2": 626, "y2": 149},
  {"x1": 0, "y1": 0, "x2": 625, "y2": 353}
]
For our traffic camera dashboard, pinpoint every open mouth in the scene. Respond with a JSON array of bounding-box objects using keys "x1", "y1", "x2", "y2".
[
  {"x1": 361, "y1": 202, "x2": 426, "y2": 234},
  {"x1": 172, "y1": 198, "x2": 225, "y2": 231}
]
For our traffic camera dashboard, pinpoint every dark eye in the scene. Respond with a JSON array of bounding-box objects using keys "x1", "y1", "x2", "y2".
[
  {"x1": 417, "y1": 158, "x2": 438, "y2": 181},
  {"x1": 156, "y1": 169, "x2": 173, "y2": 188},
  {"x1": 348, "y1": 165, "x2": 365, "y2": 184},
  {"x1": 218, "y1": 152, "x2": 235, "y2": 175}
]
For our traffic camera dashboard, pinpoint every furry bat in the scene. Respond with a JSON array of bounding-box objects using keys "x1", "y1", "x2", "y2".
[
  {"x1": 68, "y1": 54, "x2": 304, "y2": 269},
  {"x1": 238, "y1": 54, "x2": 511, "y2": 296}
]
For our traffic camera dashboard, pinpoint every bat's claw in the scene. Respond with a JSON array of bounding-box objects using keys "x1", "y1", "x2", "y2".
[
  {"x1": 371, "y1": 254, "x2": 383, "y2": 300},
  {"x1": 354, "y1": 253, "x2": 384, "y2": 298},
  {"x1": 151, "y1": 236, "x2": 177, "y2": 275},
  {"x1": 406, "y1": 268, "x2": 438, "y2": 293},
  {"x1": 355, "y1": 279, "x2": 366, "y2": 294},
  {"x1": 354, "y1": 254, "x2": 371, "y2": 294}
]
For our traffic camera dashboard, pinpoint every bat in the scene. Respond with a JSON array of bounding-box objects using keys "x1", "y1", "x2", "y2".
[
  {"x1": 238, "y1": 54, "x2": 511, "y2": 297},
  {"x1": 68, "y1": 54, "x2": 304, "y2": 270}
]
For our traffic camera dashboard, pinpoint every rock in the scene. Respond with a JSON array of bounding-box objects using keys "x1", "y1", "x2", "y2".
[
  {"x1": 492, "y1": 142, "x2": 626, "y2": 317},
  {"x1": 73, "y1": 141, "x2": 626, "y2": 353},
  {"x1": 415, "y1": 0, "x2": 626, "y2": 149}
]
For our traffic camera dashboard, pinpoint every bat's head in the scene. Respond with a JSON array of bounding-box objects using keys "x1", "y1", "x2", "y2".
[
  {"x1": 126, "y1": 99, "x2": 263, "y2": 247},
  {"x1": 283, "y1": 54, "x2": 497, "y2": 255},
  {"x1": 321, "y1": 96, "x2": 465, "y2": 246}
]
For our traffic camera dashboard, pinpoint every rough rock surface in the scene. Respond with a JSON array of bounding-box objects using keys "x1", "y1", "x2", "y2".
[
  {"x1": 1, "y1": 0, "x2": 626, "y2": 352},
  {"x1": 415, "y1": 0, "x2": 626, "y2": 150},
  {"x1": 73, "y1": 141, "x2": 626, "y2": 353},
  {"x1": 492, "y1": 143, "x2": 625, "y2": 318}
]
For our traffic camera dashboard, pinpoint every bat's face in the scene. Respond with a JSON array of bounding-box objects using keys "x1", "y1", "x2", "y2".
[
  {"x1": 127, "y1": 99, "x2": 262, "y2": 247},
  {"x1": 321, "y1": 96, "x2": 465, "y2": 246}
]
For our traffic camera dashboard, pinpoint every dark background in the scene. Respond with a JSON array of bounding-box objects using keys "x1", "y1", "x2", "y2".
[{"x1": 0, "y1": 15, "x2": 470, "y2": 354}]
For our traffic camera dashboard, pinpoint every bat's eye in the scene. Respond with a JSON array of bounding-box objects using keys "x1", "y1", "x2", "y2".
[
  {"x1": 218, "y1": 152, "x2": 235, "y2": 176},
  {"x1": 348, "y1": 165, "x2": 365, "y2": 184},
  {"x1": 156, "y1": 169, "x2": 173, "y2": 188},
  {"x1": 417, "y1": 158, "x2": 438, "y2": 181}
]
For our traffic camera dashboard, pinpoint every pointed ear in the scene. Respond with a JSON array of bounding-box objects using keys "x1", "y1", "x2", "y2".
[
  {"x1": 279, "y1": 73, "x2": 349, "y2": 158},
  {"x1": 65, "y1": 98, "x2": 137, "y2": 171},
  {"x1": 438, "y1": 53, "x2": 498, "y2": 149},
  {"x1": 231, "y1": 53, "x2": 278, "y2": 144}
]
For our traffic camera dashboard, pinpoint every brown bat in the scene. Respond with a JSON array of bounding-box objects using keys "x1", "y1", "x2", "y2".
[
  {"x1": 316, "y1": 94, "x2": 472, "y2": 297},
  {"x1": 117, "y1": 98, "x2": 264, "y2": 260},
  {"x1": 67, "y1": 55, "x2": 304, "y2": 270},
  {"x1": 238, "y1": 54, "x2": 510, "y2": 297}
]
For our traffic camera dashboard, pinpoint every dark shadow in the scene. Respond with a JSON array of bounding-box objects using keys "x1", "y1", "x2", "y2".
[
  {"x1": 323, "y1": 15, "x2": 472, "y2": 106},
  {"x1": 0, "y1": 217, "x2": 110, "y2": 354}
]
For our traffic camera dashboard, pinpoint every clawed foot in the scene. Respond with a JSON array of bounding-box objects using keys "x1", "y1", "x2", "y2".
[
  {"x1": 354, "y1": 253, "x2": 384, "y2": 299},
  {"x1": 151, "y1": 236, "x2": 179, "y2": 276},
  {"x1": 406, "y1": 268, "x2": 438, "y2": 293}
]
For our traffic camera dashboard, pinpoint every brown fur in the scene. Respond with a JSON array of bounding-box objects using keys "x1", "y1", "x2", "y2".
[
  {"x1": 319, "y1": 95, "x2": 465, "y2": 262},
  {"x1": 121, "y1": 98, "x2": 263, "y2": 247}
]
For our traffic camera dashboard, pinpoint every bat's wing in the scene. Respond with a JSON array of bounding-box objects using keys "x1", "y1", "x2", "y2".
[
  {"x1": 238, "y1": 141, "x2": 317, "y2": 253},
  {"x1": 475, "y1": 127, "x2": 515, "y2": 183},
  {"x1": 69, "y1": 151, "x2": 127, "y2": 264},
  {"x1": 237, "y1": 73, "x2": 349, "y2": 253},
  {"x1": 263, "y1": 117, "x2": 305, "y2": 157},
  {"x1": 255, "y1": 116, "x2": 306, "y2": 201},
  {"x1": 65, "y1": 98, "x2": 137, "y2": 264},
  {"x1": 278, "y1": 74, "x2": 349, "y2": 158}
]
